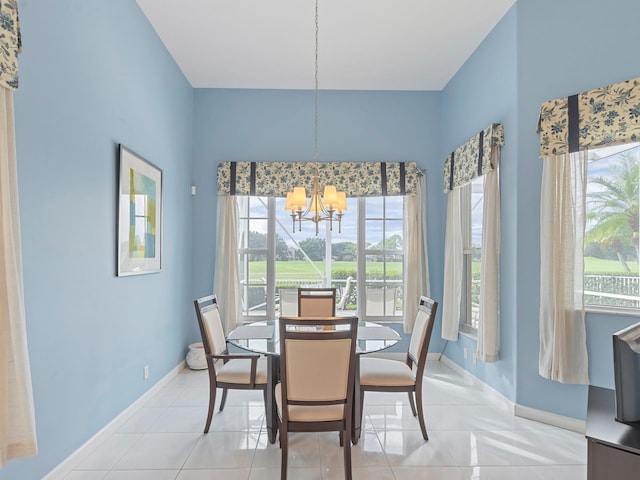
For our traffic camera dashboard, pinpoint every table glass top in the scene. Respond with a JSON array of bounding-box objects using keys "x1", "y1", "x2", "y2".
[{"x1": 227, "y1": 320, "x2": 400, "y2": 355}]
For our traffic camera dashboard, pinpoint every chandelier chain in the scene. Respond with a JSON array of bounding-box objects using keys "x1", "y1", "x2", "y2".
[
  {"x1": 284, "y1": 0, "x2": 346, "y2": 235},
  {"x1": 314, "y1": 0, "x2": 319, "y2": 165}
]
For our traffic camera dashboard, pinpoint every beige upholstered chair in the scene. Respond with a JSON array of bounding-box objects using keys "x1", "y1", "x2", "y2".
[
  {"x1": 359, "y1": 296, "x2": 437, "y2": 440},
  {"x1": 297, "y1": 287, "x2": 336, "y2": 316},
  {"x1": 365, "y1": 286, "x2": 398, "y2": 316},
  {"x1": 276, "y1": 316, "x2": 358, "y2": 480},
  {"x1": 194, "y1": 294, "x2": 268, "y2": 433},
  {"x1": 278, "y1": 288, "x2": 298, "y2": 317}
]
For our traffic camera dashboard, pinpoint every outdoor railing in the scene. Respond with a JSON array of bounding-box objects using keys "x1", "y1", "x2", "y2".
[
  {"x1": 467, "y1": 274, "x2": 640, "y2": 321},
  {"x1": 240, "y1": 275, "x2": 403, "y2": 315},
  {"x1": 585, "y1": 274, "x2": 640, "y2": 308}
]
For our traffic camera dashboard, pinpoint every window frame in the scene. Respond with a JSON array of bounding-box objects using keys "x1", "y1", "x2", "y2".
[
  {"x1": 237, "y1": 195, "x2": 405, "y2": 324},
  {"x1": 357, "y1": 196, "x2": 405, "y2": 323}
]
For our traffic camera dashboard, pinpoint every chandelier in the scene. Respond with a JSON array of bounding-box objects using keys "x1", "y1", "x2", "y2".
[{"x1": 284, "y1": 0, "x2": 347, "y2": 236}]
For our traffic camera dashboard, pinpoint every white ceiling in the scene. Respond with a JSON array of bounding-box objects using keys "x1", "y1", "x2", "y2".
[{"x1": 136, "y1": 0, "x2": 516, "y2": 91}]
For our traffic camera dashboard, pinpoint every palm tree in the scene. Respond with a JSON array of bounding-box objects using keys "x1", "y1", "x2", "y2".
[{"x1": 586, "y1": 152, "x2": 639, "y2": 271}]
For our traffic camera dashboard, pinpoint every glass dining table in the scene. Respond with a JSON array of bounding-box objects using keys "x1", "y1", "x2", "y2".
[{"x1": 227, "y1": 319, "x2": 400, "y2": 444}]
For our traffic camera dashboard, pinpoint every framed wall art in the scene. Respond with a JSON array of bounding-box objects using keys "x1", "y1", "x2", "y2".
[{"x1": 117, "y1": 145, "x2": 162, "y2": 276}]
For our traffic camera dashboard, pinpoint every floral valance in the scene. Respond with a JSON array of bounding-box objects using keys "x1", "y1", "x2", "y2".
[
  {"x1": 0, "y1": 0, "x2": 21, "y2": 91},
  {"x1": 442, "y1": 123, "x2": 504, "y2": 192},
  {"x1": 537, "y1": 76, "x2": 640, "y2": 157},
  {"x1": 217, "y1": 161, "x2": 423, "y2": 197}
]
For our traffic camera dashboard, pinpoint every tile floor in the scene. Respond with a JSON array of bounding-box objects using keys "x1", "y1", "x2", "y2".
[{"x1": 63, "y1": 361, "x2": 587, "y2": 479}]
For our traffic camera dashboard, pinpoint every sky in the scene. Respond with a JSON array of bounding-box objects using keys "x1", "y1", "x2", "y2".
[{"x1": 245, "y1": 196, "x2": 404, "y2": 249}]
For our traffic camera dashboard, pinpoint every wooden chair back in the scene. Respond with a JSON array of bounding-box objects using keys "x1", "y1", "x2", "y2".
[
  {"x1": 194, "y1": 294, "x2": 227, "y2": 356},
  {"x1": 408, "y1": 296, "x2": 438, "y2": 377},
  {"x1": 279, "y1": 316, "x2": 358, "y2": 411},
  {"x1": 297, "y1": 287, "x2": 336, "y2": 317}
]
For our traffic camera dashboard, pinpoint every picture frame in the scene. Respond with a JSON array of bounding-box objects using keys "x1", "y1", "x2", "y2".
[{"x1": 117, "y1": 145, "x2": 162, "y2": 276}]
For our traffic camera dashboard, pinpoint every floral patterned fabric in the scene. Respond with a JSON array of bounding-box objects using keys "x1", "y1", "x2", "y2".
[
  {"x1": 0, "y1": 0, "x2": 21, "y2": 91},
  {"x1": 537, "y1": 76, "x2": 640, "y2": 157},
  {"x1": 442, "y1": 123, "x2": 504, "y2": 192},
  {"x1": 217, "y1": 161, "x2": 423, "y2": 197}
]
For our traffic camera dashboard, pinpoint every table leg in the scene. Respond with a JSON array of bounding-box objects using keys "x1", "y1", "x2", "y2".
[
  {"x1": 352, "y1": 355, "x2": 361, "y2": 445},
  {"x1": 266, "y1": 354, "x2": 280, "y2": 444}
]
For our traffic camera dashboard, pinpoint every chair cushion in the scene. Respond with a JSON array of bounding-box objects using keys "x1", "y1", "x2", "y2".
[
  {"x1": 284, "y1": 338, "x2": 351, "y2": 401},
  {"x1": 359, "y1": 357, "x2": 415, "y2": 387},
  {"x1": 216, "y1": 357, "x2": 268, "y2": 384},
  {"x1": 275, "y1": 383, "x2": 344, "y2": 422}
]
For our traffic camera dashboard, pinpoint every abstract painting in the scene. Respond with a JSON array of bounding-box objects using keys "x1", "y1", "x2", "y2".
[{"x1": 117, "y1": 145, "x2": 162, "y2": 276}]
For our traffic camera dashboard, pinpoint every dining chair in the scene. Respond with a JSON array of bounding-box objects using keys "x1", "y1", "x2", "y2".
[
  {"x1": 359, "y1": 295, "x2": 438, "y2": 440},
  {"x1": 278, "y1": 288, "x2": 299, "y2": 317},
  {"x1": 297, "y1": 287, "x2": 336, "y2": 316},
  {"x1": 276, "y1": 316, "x2": 359, "y2": 480},
  {"x1": 193, "y1": 294, "x2": 268, "y2": 433}
]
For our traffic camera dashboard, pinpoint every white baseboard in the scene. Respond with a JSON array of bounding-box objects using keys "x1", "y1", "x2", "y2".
[
  {"x1": 438, "y1": 355, "x2": 585, "y2": 433},
  {"x1": 43, "y1": 361, "x2": 186, "y2": 480},
  {"x1": 438, "y1": 355, "x2": 514, "y2": 414},
  {"x1": 515, "y1": 403, "x2": 586, "y2": 434}
]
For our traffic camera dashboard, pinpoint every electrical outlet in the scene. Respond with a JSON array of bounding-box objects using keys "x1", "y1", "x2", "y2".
[
  {"x1": 472, "y1": 353, "x2": 478, "y2": 365},
  {"x1": 143, "y1": 365, "x2": 149, "y2": 380},
  {"x1": 463, "y1": 348, "x2": 468, "y2": 359}
]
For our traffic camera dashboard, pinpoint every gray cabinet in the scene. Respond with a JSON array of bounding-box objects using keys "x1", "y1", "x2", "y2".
[{"x1": 586, "y1": 386, "x2": 640, "y2": 480}]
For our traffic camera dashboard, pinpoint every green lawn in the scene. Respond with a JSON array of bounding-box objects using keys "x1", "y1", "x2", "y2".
[
  {"x1": 247, "y1": 257, "x2": 638, "y2": 278},
  {"x1": 584, "y1": 257, "x2": 639, "y2": 274},
  {"x1": 471, "y1": 257, "x2": 637, "y2": 276},
  {"x1": 246, "y1": 260, "x2": 402, "y2": 277}
]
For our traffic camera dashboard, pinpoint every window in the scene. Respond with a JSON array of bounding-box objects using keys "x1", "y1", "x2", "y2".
[
  {"x1": 585, "y1": 143, "x2": 640, "y2": 310},
  {"x1": 461, "y1": 177, "x2": 484, "y2": 333},
  {"x1": 441, "y1": 124, "x2": 501, "y2": 358},
  {"x1": 237, "y1": 195, "x2": 404, "y2": 322},
  {"x1": 362, "y1": 197, "x2": 404, "y2": 318}
]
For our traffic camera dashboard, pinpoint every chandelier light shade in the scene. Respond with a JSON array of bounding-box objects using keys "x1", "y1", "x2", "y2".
[
  {"x1": 285, "y1": 163, "x2": 347, "y2": 235},
  {"x1": 284, "y1": 0, "x2": 347, "y2": 236}
]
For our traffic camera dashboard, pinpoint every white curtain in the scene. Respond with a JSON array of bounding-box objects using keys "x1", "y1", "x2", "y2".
[
  {"x1": 0, "y1": 88, "x2": 37, "y2": 466},
  {"x1": 539, "y1": 152, "x2": 589, "y2": 384},
  {"x1": 477, "y1": 150, "x2": 500, "y2": 362},
  {"x1": 441, "y1": 187, "x2": 464, "y2": 341},
  {"x1": 403, "y1": 175, "x2": 430, "y2": 332},
  {"x1": 213, "y1": 196, "x2": 242, "y2": 335}
]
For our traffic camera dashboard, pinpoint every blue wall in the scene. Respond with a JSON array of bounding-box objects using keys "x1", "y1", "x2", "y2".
[
  {"x1": 191, "y1": 89, "x2": 445, "y2": 355},
  {"x1": 514, "y1": 0, "x2": 640, "y2": 419},
  {"x1": 438, "y1": 0, "x2": 640, "y2": 421},
  {"x1": 3, "y1": 1, "x2": 195, "y2": 478}
]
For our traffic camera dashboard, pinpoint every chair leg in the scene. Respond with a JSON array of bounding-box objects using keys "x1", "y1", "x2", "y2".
[
  {"x1": 355, "y1": 387, "x2": 365, "y2": 444},
  {"x1": 408, "y1": 391, "x2": 417, "y2": 417},
  {"x1": 204, "y1": 382, "x2": 216, "y2": 434},
  {"x1": 414, "y1": 387, "x2": 428, "y2": 441},
  {"x1": 263, "y1": 388, "x2": 270, "y2": 438},
  {"x1": 280, "y1": 426, "x2": 288, "y2": 480},
  {"x1": 219, "y1": 388, "x2": 229, "y2": 411},
  {"x1": 343, "y1": 428, "x2": 353, "y2": 480}
]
